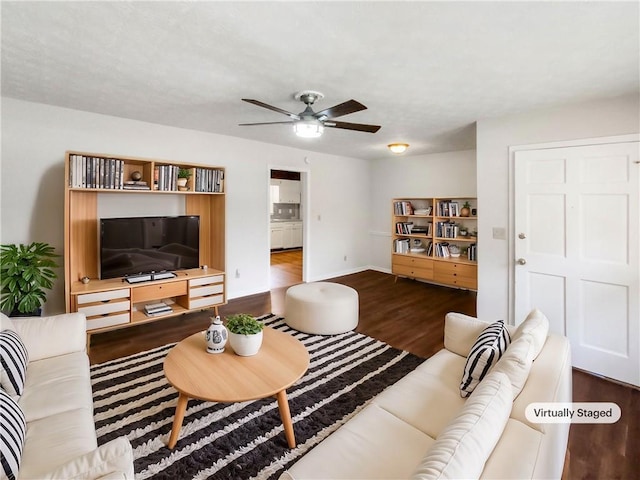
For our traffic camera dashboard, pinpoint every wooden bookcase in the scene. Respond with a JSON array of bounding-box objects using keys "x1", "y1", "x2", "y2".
[
  {"x1": 391, "y1": 197, "x2": 477, "y2": 290},
  {"x1": 63, "y1": 151, "x2": 226, "y2": 339}
]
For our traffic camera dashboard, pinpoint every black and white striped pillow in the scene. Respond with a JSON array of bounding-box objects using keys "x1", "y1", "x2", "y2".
[
  {"x1": 460, "y1": 320, "x2": 510, "y2": 397},
  {"x1": 0, "y1": 330, "x2": 29, "y2": 397},
  {"x1": 0, "y1": 388, "x2": 26, "y2": 480}
]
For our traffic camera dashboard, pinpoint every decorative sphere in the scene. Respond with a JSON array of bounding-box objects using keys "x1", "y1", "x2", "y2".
[{"x1": 131, "y1": 171, "x2": 142, "y2": 181}]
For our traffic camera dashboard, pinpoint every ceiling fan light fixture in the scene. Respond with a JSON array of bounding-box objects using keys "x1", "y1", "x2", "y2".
[
  {"x1": 388, "y1": 143, "x2": 409, "y2": 154},
  {"x1": 294, "y1": 119, "x2": 324, "y2": 138}
]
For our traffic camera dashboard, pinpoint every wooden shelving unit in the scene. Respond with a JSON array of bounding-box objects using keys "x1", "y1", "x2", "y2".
[
  {"x1": 63, "y1": 150, "x2": 226, "y2": 339},
  {"x1": 392, "y1": 197, "x2": 477, "y2": 290}
]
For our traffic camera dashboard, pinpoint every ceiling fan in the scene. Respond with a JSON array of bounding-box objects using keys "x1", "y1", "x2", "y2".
[{"x1": 239, "y1": 90, "x2": 381, "y2": 138}]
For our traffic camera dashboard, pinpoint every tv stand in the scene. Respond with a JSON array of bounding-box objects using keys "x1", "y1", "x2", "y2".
[
  {"x1": 124, "y1": 271, "x2": 177, "y2": 284},
  {"x1": 63, "y1": 150, "x2": 226, "y2": 349},
  {"x1": 71, "y1": 268, "x2": 225, "y2": 350}
]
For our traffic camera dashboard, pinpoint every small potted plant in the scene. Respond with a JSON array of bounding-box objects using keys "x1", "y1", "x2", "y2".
[
  {"x1": 177, "y1": 168, "x2": 192, "y2": 191},
  {"x1": 0, "y1": 242, "x2": 60, "y2": 316},
  {"x1": 460, "y1": 201, "x2": 472, "y2": 217},
  {"x1": 225, "y1": 313, "x2": 264, "y2": 356}
]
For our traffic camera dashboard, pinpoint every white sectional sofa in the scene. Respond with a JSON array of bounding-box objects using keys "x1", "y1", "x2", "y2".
[
  {"x1": 280, "y1": 309, "x2": 572, "y2": 480},
  {"x1": 1, "y1": 312, "x2": 134, "y2": 480}
]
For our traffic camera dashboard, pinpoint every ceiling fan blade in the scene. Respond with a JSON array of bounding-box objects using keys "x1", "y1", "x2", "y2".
[
  {"x1": 325, "y1": 120, "x2": 381, "y2": 133},
  {"x1": 242, "y1": 99, "x2": 301, "y2": 120},
  {"x1": 314, "y1": 99, "x2": 367, "y2": 120},
  {"x1": 238, "y1": 121, "x2": 295, "y2": 126}
]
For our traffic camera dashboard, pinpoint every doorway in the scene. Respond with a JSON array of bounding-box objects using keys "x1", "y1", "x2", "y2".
[
  {"x1": 269, "y1": 169, "x2": 305, "y2": 289},
  {"x1": 513, "y1": 139, "x2": 639, "y2": 386}
]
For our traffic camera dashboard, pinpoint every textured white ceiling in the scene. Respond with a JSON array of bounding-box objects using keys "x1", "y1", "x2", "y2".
[{"x1": 2, "y1": 1, "x2": 638, "y2": 160}]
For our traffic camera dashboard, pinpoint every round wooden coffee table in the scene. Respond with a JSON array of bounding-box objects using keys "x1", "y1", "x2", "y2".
[{"x1": 164, "y1": 326, "x2": 309, "y2": 449}]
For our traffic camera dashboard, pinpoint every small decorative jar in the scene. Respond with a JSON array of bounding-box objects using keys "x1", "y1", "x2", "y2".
[{"x1": 206, "y1": 316, "x2": 228, "y2": 354}]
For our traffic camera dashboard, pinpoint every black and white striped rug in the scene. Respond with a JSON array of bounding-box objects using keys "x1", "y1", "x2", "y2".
[{"x1": 91, "y1": 314, "x2": 424, "y2": 480}]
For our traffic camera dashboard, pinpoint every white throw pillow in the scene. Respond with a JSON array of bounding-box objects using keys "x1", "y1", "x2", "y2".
[
  {"x1": 512, "y1": 309, "x2": 549, "y2": 359},
  {"x1": 491, "y1": 334, "x2": 535, "y2": 399},
  {"x1": 460, "y1": 320, "x2": 510, "y2": 397},
  {"x1": 411, "y1": 371, "x2": 513, "y2": 480}
]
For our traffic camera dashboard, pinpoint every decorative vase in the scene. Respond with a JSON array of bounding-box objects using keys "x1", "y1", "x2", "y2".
[
  {"x1": 206, "y1": 316, "x2": 228, "y2": 354},
  {"x1": 228, "y1": 330, "x2": 263, "y2": 356},
  {"x1": 177, "y1": 178, "x2": 188, "y2": 188},
  {"x1": 460, "y1": 207, "x2": 470, "y2": 217}
]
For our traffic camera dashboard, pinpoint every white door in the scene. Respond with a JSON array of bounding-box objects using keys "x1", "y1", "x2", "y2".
[{"x1": 514, "y1": 141, "x2": 639, "y2": 386}]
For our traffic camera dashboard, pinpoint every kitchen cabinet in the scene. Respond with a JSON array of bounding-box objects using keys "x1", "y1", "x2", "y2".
[
  {"x1": 270, "y1": 222, "x2": 303, "y2": 249},
  {"x1": 271, "y1": 179, "x2": 301, "y2": 204}
]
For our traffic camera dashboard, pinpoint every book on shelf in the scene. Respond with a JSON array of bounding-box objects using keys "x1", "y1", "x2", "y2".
[
  {"x1": 436, "y1": 221, "x2": 459, "y2": 238},
  {"x1": 393, "y1": 201, "x2": 413, "y2": 215},
  {"x1": 394, "y1": 238, "x2": 410, "y2": 254},
  {"x1": 144, "y1": 302, "x2": 173, "y2": 315},
  {"x1": 69, "y1": 154, "x2": 125, "y2": 190}
]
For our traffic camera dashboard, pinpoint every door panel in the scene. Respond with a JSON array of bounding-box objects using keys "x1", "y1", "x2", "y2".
[{"x1": 515, "y1": 141, "x2": 639, "y2": 386}]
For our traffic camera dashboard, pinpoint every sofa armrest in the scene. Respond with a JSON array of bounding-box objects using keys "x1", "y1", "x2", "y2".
[
  {"x1": 11, "y1": 312, "x2": 87, "y2": 361},
  {"x1": 40, "y1": 437, "x2": 134, "y2": 480}
]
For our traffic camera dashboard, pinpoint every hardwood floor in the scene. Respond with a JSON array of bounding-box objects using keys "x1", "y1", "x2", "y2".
[
  {"x1": 270, "y1": 248, "x2": 303, "y2": 289},
  {"x1": 88, "y1": 269, "x2": 638, "y2": 480}
]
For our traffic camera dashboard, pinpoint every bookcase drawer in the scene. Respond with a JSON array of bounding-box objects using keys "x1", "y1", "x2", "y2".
[
  {"x1": 434, "y1": 262, "x2": 477, "y2": 289},
  {"x1": 132, "y1": 281, "x2": 188, "y2": 303},
  {"x1": 78, "y1": 299, "x2": 131, "y2": 318},
  {"x1": 190, "y1": 283, "x2": 224, "y2": 298},
  {"x1": 434, "y1": 262, "x2": 477, "y2": 278},
  {"x1": 392, "y1": 255, "x2": 434, "y2": 280},
  {"x1": 189, "y1": 275, "x2": 224, "y2": 287},
  {"x1": 189, "y1": 294, "x2": 224, "y2": 309},
  {"x1": 393, "y1": 254, "x2": 433, "y2": 270},
  {"x1": 76, "y1": 288, "x2": 130, "y2": 305},
  {"x1": 86, "y1": 312, "x2": 130, "y2": 331}
]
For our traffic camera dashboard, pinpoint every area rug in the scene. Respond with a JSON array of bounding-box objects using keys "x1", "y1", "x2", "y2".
[{"x1": 91, "y1": 314, "x2": 424, "y2": 480}]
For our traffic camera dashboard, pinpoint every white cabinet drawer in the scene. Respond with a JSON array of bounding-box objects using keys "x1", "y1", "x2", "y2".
[
  {"x1": 190, "y1": 284, "x2": 224, "y2": 298},
  {"x1": 86, "y1": 312, "x2": 130, "y2": 331},
  {"x1": 189, "y1": 275, "x2": 224, "y2": 287},
  {"x1": 76, "y1": 288, "x2": 130, "y2": 305},
  {"x1": 189, "y1": 294, "x2": 224, "y2": 309},
  {"x1": 78, "y1": 299, "x2": 131, "y2": 317}
]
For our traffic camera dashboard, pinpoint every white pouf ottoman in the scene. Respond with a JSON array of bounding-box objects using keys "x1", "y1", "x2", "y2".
[{"x1": 285, "y1": 282, "x2": 359, "y2": 335}]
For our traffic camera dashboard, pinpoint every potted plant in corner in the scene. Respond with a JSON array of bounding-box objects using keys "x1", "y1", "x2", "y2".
[
  {"x1": 0, "y1": 242, "x2": 60, "y2": 316},
  {"x1": 177, "y1": 168, "x2": 192, "y2": 191},
  {"x1": 226, "y1": 313, "x2": 264, "y2": 356}
]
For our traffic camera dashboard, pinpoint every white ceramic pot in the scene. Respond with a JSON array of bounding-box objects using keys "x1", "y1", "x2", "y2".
[{"x1": 228, "y1": 330, "x2": 263, "y2": 356}]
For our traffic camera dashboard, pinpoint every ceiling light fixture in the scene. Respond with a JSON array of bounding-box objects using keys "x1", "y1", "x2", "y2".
[
  {"x1": 294, "y1": 119, "x2": 324, "y2": 138},
  {"x1": 388, "y1": 143, "x2": 409, "y2": 154}
]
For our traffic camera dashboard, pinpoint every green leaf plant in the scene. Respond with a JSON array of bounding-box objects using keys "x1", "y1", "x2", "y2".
[
  {"x1": 225, "y1": 313, "x2": 264, "y2": 335},
  {"x1": 0, "y1": 242, "x2": 60, "y2": 315}
]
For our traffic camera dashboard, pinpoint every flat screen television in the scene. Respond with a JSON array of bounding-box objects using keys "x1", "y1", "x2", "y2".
[{"x1": 100, "y1": 215, "x2": 200, "y2": 280}]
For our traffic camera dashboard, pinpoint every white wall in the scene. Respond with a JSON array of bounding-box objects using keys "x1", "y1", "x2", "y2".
[
  {"x1": 1, "y1": 98, "x2": 371, "y2": 314},
  {"x1": 368, "y1": 150, "x2": 477, "y2": 271},
  {"x1": 476, "y1": 93, "x2": 640, "y2": 323}
]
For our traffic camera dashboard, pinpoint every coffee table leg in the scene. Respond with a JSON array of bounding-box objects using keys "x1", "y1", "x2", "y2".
[
  {"x1": 276, "y1": 390, "x2": 296, "y2": 448},
  {"x1": 168, "y1": 393, "x2": 189, "y2": 449}
]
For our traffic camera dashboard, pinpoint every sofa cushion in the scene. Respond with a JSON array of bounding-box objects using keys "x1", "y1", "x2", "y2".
[
  {"x1": 373, "y1": 350, "x2": 466, "y2": 438},
  {"x1": 491, "y1": 334, "x2": 535, "y2": 399},
  {"x1": 460, "y1": 320, "x2": 510, "y2": 397},
  {"x1": 1, "y1": 329, "x2": 29, "y2": 397},
  {"x1": 19, "y1": 408, "x2": 98, "y2": 480},
  {"x1": 480, "y1": 418, "x2": 543, "y2": 479},
  {"x1": 283, "y1": 403, "x2": 435, "y2": 479},
  {"x1": 1, "y1": 389, "x2": 26, "y2": 480},
  {"x1": 444, "y1": 313, "x2": 516, "y2": 357},
  {"x1": 512, "y1": 309, "x2": 549, "y2": 359},
  {"x1": 411, "y1": 371, "x2": 513, "y2": 480},
  {"x1": 18, "y1": 351, "x2": 93, "y2": 422}
]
